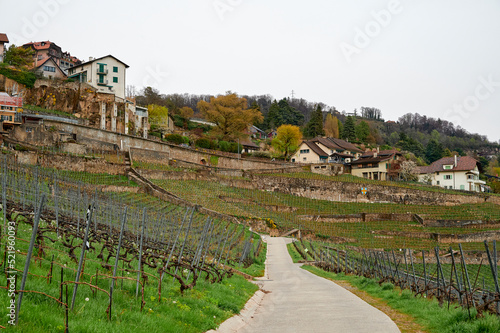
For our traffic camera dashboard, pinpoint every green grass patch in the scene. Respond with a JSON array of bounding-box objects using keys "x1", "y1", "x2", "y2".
[
  {"x1": 0, "y1": 214, "x2": 259, "y2": 332},
  {"x1": 302, "y1": 265, "x2": 500, "y2": 333},
  {"x1": 24, "y1": 104, "x2": 78, "y2": 119}
]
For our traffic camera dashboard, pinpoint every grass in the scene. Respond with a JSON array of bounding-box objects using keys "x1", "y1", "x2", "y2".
[
  {"x1": 301, "y1": 265, "x2": 500, "y2": 333},
  {"x1": 24, "y1": 104, "x2": 78, "y2": 119},
  {"x1": 0, "y1": 213, "x2": 259, "y2": 332}
]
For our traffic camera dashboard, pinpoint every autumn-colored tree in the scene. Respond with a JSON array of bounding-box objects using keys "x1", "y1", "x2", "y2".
[
  {"x1": 324, "y1": 113, "x2": 339, "y2": 138},
  {"x1": 147, "y1": 104, "x2": 169, "y2": 130},
  {"x1": 180, "y1": 106, "x2": 194, "y2": 119},
  {"x1": 272, "y1": 124, "x2": 302, "y2": 159},
  {"x1": 197, "y1": 93, "x2": 263, "y2": 141}
]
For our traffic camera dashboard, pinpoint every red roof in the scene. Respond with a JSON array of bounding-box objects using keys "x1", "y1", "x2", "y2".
[
  {"x1": 417, "y1": 156, "x2": 479, "y2": 174},
  {"x1": 0, "y1": 94, "x2": 22, "y2": 107},
  {"x1": 0, "y1": 33, "x2": 8, "y2": 43},
  {"x1": 24, "y1": 41, "x2": 53, "y2": 50}
]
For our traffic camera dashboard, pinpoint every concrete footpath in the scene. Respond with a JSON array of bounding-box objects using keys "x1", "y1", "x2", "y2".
[{"x1": 212, "y1": 236, "x2": 400, "y2": 333}]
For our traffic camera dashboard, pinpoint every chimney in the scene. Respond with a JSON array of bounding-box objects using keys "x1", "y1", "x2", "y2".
[
  {"x1": 89, "y1": 57, "x2": 94, "y2": 61},
  {"x1": 374, "y1": 148, "x2": 378, "y2": 158},
  {"x1": 454, "y1": 155, "x2": 457, "y2": 168}
]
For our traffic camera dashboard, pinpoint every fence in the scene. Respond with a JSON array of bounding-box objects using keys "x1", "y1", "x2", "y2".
[
  {"x1": 294, "y1": 239, "x2": 500, "y2": 317},
  {"x1": 0, "y1": 155, "x2": 259, "y2": 329}
]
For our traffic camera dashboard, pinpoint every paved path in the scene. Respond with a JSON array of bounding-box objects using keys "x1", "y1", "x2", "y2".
[{"x1": 236, "y1": 237, "x2": 400, "y2": 333}]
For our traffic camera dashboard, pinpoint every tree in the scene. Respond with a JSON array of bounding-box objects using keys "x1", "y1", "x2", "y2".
[
  {"x1": 355, "y1": 120, "x2": 370, "y2": 142},
  {"x1": 304, "y1": 105, "x2": 324, "y2": 138},
  {"x1": 263, "y1": 98, "x2": 303, "y2": 129},
  {"x1": 147, "y1": 104, "x2": 169, "y2": 130},
  {"x1": 324, "y1": 113, "x2": 339, "y2": 138},
  {"x1": 360, "y1": 106, "x2": 382, "y2": 120},
  {"x1": 399, "y1": 160, "x2": 418, "y2": 182},
  {"x1": 425, "y1": 139, "x2": 444, "y2": 163},
  {"x1": 197, "y1": 93, "x2": 263, "y2": 141},
  {"x1": 342, "y1": 116, "x2": 356, "y2": 142},
  {"x1": 4, "y1": 45, "x2": 34, "y2": 69},
  {"x1": 137, "y1": 87, "x2": 164, "y2": 106},
  {"x1": 179, "y1": 106, "x2": 193, "y2": 119},
  {"x1": 272, "y1": 124, "x2": 302, "y2": 159}
]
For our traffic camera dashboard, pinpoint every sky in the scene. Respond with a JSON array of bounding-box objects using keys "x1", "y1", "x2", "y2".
[{"x1": 2, "y1": 0, "x2": 500, "y2": 142}]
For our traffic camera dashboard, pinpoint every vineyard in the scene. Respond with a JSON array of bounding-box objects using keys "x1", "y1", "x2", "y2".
[
  {"x1": 0, "y1": 157, "x2": 263, "y2": 332},
  {"x1": 151, "y1": 178, "x2": 500, "y2": 250},
  {"x1": 289, "y1": 238, "x2": 500, "y2": 318}
]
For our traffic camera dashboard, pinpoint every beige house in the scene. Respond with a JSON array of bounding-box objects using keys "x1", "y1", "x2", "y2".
[
  {"x1": 34, "y1": 57, "x2": 67, "y2": 79},
  {"x1": 291, "y1": 141, "x2": 328, "y2": 163},
  {"x1": 417, "y1": 156, "x2": 485, "y2": 192},
  {"x1": 350, "y1": 149, "x2": 403, "y2": 181},
  {"x1": 291, "y1": 137, "x2": 363, "y2": 164},
  {"x1": 68, "y1": 55, "x2": 128, "y2": 100}
]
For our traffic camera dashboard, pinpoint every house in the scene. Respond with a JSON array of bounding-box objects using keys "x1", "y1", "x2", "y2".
[
  {"x1": 241, "y1": 139, "x2": 260, "y2": 153},
  {"x1": 350, "y1": 149, "x2": 403, "y2": 181},
  {"x1": 33, "y1": 57, "x2": 67, "y2": 79},
  {"x1": 0, "y1": 92, "x2": 22, "y2": 129},
  {"x1": 22, "y1": 41, "x2": 80, "y2": 76},
  {"x1": 309, "y1": 137, "x2": 363, "y2": 161},
  {"x1": 0, "y1": 33, "x2": 8, "y2": 62},
  {"x1": 416, "y1": 155, "x2": 485, "y2": 192},
  {"x1": 68, "y1": 55, "x2": 129, "y2": 101},
  {"x1": 291, "y1": 141, "x2": 329, "y2": 163},
  {"x1": 249, "y1": 125, "x2": 266, "y2": 139},
  {"x1": 290, "y1": 137, "x2": 363, "y2": 164}
]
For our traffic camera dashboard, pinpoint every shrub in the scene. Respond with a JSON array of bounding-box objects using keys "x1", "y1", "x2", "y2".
[
  {"x1": 164, "y1": 134, "x2": 184, "y2": 145},
  {"x1": 182, "y1": 136, "x2": 190, "y2": 144},
  {"x1": 218, "y1": 141, "x2": 231, "y2": 152},
  {"x1": 229, "y1": 142, "x2": 242, "y2": 153},
  {"x1": 173, "y1": 114, "x2": 185, "y2": 128},
  {"x1": 250, "y1": 151, "x2": 271, "y2": 159},
  {"x1": 0, "y1": 67, "x2": 37, "y2": 88},
  {"x1": 195, "y1": 138, "x2": 214, "y2": 149}
]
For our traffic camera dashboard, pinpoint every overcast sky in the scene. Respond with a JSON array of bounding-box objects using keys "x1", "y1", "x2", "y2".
[{"x1": 2, "y1": 0, "x2": 500, "y2": 142}]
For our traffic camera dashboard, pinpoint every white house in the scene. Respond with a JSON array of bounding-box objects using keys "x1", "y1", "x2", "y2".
[
  {"x1": 417, "y1": 155, "x2": 485, "y2": 192},
  {"x1": 68, "y1": 55, "x2": 128, "y2": 100}
]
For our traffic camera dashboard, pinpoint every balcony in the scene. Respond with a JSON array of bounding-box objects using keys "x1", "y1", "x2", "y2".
[
  {"x1": 97, "y1": 79, "x2": 108, "y2": 86},
  {"x1": 96, "y1": 67, "x2": 108, "y2": 74}
]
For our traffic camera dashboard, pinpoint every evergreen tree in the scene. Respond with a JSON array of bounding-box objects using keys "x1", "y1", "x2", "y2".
[
  {"x1": 355, "y1": 121, "x2": 370, "y2": 142},
  {"x1": 263, "y1": 98, "x2": 303, "y2": 129},
  {"x1": 425, "y1": 139, "x2": 444, "y2": 163},
  {"x1": 304, "y1": 105, "x2": 324, "y2": 138},
  {"x1": 342, "y1": 116, "x2": 356, "y2": 142}
]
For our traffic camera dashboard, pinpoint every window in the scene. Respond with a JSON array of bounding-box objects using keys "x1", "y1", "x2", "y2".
[
  {"x1": 43, "y1": 66, "x2": 56, "y2": 72},
  {"x1": 436, "y1": 172, "x2": 440, "y2": 175},
  {"x1": 303, "y1": 157, "x2": 307, "y2": 161},
  {"x1": 300, "y1": 149, "x2": 310, "y2": 154},
  {"x1": 444, "y1": 175, "x2": 452, "y2": 180},
  {"x1": 113, "y1": 77, "x2": 118, "y2": 83},
  {"x1": 291, "y1": 158, "x2": 295, "y2": 162},
  {"x1": 444, "y1": 165, "x2": 452, "y2": 170},
  {"x1": 460, "y1": 185, "x2": 465, "y2": 190},
  {"x1": 113, "y1": 66, "x2": 118, "y2": 73},
  {"x1": 437, "y1": 181, "x2": 440, "y2": 185}
]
